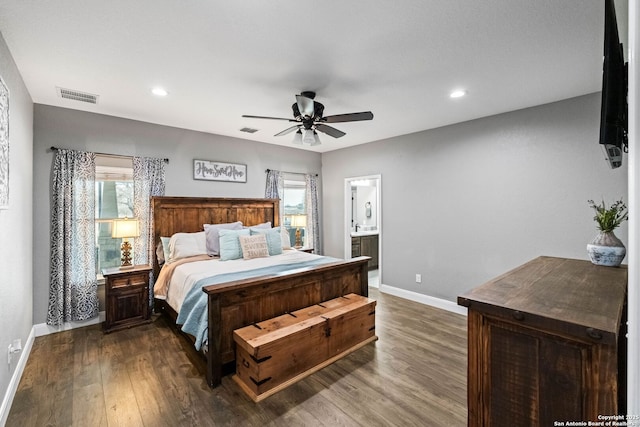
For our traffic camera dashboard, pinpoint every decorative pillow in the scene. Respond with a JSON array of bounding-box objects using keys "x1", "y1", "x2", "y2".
[
  {"x1": 219, "y1": 228, "x2": 250, "y2": 261},
  {"x1": 168, "y1": 232, "x2": 207, "y2": 263},
  {"x1": 239, "y1": 234, "x2": 270, "y2": 260},
  {"x1": 204, "y1": 221, "x2": 244, "y2": 256},
  {"x1": 250, "y1": 227, "x2": 283, "y2": 256}
]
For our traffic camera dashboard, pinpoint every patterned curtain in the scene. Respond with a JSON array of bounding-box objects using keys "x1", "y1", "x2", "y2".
[
  {"x1": 47, "y1": 149, "x2": 98, "y2": 326},
  {"x1": 133, "y1": 156, "x2": 166, "y2": 293},
  {"x1": 305, "y1": 174, "x2": 321, "y2": 254},
  {"x1": 265, "y1": 169, "x2": 284, "y2": 226}
]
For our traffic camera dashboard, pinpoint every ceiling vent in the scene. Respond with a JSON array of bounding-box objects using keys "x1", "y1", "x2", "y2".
[
  {"x1": 56, "y1": 87, "x2": 99, "y2": 104},
  {"x1": 240, "y1": 127, "x2": 258, "y2": 133}
]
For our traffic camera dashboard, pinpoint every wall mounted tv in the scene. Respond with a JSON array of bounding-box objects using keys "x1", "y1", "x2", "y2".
[{"x1": 599, "y1": 0, "x2": 628, "y2": 169}]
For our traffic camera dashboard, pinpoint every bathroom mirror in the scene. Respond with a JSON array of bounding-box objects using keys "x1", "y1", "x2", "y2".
[{"x1": 350, "y1": 178, "x2": 378, "y2": 232}]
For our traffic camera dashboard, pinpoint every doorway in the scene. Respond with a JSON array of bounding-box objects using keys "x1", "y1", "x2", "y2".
[{"x1": 344, "y1": 175, "x2": 381, "y2": 288}]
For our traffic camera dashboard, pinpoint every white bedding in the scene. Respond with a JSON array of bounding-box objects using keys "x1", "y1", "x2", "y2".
[{"x1": 162, "y1": 249, "x2": 322, "y2": 313}]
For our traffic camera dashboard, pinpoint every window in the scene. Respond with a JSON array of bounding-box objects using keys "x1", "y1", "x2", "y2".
[
  {"x1": 95, "y1": 155, "x2": 134, "y2": 274},
  {"x1": 283, "y1": 178, "x2": 307, "y2": 247}
]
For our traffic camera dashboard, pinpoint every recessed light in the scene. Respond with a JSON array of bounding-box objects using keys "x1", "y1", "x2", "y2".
[
  {"x1": 450, "y1": 89, "x2": 466, "y2": 98},
  {"x1": 151, "y1": 87, "x2": 168, "y2": 97}
]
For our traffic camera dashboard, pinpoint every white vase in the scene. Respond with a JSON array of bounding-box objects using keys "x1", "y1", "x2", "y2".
[{"x1": 586, "y1": 231, "x2": 626, "y2": 267}]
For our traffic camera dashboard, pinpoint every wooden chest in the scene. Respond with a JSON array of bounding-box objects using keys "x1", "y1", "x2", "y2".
[{"x1": 233, "y1": 293, "x2": 377, "y2": 402}]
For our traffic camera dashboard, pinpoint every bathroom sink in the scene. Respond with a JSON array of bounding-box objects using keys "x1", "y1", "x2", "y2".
[{"x1": 351, "y1": 230, "x2": 378, "y2": 237}]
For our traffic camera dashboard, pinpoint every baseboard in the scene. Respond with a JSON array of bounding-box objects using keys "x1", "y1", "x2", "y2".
[
  {"x1": 33, "y1": 311, "x2": 105, "y2": 337},
  {"x1": 0, "y1": 327, "x2": 35, "y2": 427},
  {"x1": 379, "y1": 284, "x2": 468, "y2": 316}
]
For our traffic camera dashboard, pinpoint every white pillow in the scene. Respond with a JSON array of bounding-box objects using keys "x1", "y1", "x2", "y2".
[
  {"x1": 281, "y1": 227, "x2": 292, "y2": 249},
  {"x1": 167, "y1": 231, "x2": 207, "y2": 263},
  {"x1": 245, "y1": 221, "x2": 271, "y2": 229}
]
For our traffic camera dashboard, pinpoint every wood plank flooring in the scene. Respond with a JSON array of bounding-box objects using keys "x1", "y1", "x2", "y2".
[{"x1": 6, "y1": 289, "x2": 468, "y2": 426}]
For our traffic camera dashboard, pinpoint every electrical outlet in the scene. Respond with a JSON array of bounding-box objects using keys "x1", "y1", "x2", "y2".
[
  {"x1": 7, "y1": 339, "x2": 22, "y2": 365},
  {"x1": 415, "y1": 274, "x2": 422, "y2": 283}
]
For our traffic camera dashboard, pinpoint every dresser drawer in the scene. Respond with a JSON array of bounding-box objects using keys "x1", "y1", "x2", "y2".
[{"x1": 110, "y1": 272, "x2": 148, "y2": 289}]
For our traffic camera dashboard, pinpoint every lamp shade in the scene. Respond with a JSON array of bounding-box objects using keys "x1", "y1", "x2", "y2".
[
  {"x1": 290, "y1": 214, "x2": 307, "y2": 228},
  {"x1": 292, "y1": 129, "x2": 303, "y2": 145},
  {"x1": 112, "y1": 218, "x2": 140, "y2": 239}
]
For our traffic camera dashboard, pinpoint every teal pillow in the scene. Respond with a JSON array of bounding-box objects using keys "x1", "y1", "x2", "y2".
[
  {"x1": 161, "y1": 236, "x2": 171, "y2": 263},
  {"x1": 250, "y1": 227, "x2": 284, "y2": 256},
  {"x1": 219, "y1": 228, "x2": 250, "y2": 261}
]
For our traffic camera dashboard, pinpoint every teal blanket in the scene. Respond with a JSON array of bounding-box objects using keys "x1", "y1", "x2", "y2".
[{"x1": 176, "y1": 256, "x2": 339, "y2": 350}]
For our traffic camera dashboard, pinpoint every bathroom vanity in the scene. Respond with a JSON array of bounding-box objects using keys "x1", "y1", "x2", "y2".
[{"x1": 351, "y1": 231, "x2": 378, "y2": 270}]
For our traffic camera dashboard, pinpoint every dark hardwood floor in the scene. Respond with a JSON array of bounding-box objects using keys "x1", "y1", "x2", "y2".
[{"x1": 7, "y1": 289, "x2": 468, "y2": 426}]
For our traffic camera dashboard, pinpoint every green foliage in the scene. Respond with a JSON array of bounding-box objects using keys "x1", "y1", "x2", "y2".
[{"x1": 587, "y1": 199, "x2": 628, "y2": 232}]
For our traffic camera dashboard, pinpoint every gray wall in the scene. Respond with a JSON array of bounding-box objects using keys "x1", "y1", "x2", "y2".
[
  {"x1": 322, "y1": 93, "x2": 628, "y2": 302},
  {"x1": 0, "y1": 32, "x2": 33, "y2": 414},
  {"x1": 32, "y1": 105, "x2": 321, "y2": 324}
]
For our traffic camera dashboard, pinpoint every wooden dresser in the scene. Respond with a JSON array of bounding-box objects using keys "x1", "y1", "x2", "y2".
[{"x1": 458, "y1": 256, "x2": 627, "y2": 426}]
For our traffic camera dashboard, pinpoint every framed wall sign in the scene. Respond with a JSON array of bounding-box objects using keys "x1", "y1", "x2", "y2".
[
  {"x1": 0, "y1": 75, "x2": 9, "y2": 209},
  {"x1": 193, "y1": 159, "x2": 247, "y2": 183}
]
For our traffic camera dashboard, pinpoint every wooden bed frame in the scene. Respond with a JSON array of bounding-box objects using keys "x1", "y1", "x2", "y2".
[{"x1": 152, "y1": 196, "x2": 370, "y2": 387}]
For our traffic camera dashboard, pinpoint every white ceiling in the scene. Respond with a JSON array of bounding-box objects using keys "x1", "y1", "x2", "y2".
[{"x1": 0, "y1": 1, "x2": 620, "y2": 153}]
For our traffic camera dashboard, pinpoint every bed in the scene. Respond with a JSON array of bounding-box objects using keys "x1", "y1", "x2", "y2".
[{"x1": 151, "y1": 196, "x2": 370, "y2": 387}]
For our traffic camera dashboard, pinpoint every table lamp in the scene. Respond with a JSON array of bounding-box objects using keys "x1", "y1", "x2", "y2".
[
  {"x1": 112, "y1": 218, "x2": 140, "y2": 269},
  {"x1": 290, "y1": 215, "x2": 307, "y2": 248}
]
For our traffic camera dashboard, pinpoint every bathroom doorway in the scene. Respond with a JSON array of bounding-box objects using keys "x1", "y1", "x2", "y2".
[{"x1": 344, "y1": 175, "x2": 381, "y2": 288}]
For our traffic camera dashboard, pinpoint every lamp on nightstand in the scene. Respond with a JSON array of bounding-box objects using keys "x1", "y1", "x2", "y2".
[
  {"x1": 290, "y1": 214, "x2": 307, "y2": 249},
  {"x1": 112, "y1": 218, "x2": 140, "y2": 269}
]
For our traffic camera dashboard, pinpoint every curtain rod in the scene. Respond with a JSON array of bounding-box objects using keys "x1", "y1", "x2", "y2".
[
  {"x1": 265, "y1": 168, "x2": 318, "y2": 177},
  {"x1": 50, "y1": 146, "x2": 169, "y2": 163}
]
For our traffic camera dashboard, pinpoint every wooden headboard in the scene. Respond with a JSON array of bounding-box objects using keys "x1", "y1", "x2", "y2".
[{"x1": 151, "y1": 197, "x2": 280, "y2": 278}]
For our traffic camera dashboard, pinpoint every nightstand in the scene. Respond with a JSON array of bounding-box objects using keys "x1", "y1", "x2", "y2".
[{"x1": 102, "y1": 265, "x2": 152, "y2": 333}]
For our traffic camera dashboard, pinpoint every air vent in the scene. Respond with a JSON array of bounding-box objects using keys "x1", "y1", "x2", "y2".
[
  {"x1": 240, "y1": 127, "x2": 258, "y2": 134},
  {"x1": 56, "y1": 87, "x2": 99, "y2": 104}
]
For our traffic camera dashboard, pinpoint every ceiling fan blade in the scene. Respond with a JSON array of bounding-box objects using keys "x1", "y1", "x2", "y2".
[
  {"x1": 316, "y1": 123, "x2": 346, "y2": 138},
  {"x1": 242, "y1": 114, "x2": 296, "y2": 122},
  {"x1": 321, "y1": 111, "x2": 374, "y2": 123},
  {"x1": 296, "y1": 95, "x2": 315, "y2": 118},
  {"x1": 274, "y1": 125, "x2": 300, "y2": 137}
]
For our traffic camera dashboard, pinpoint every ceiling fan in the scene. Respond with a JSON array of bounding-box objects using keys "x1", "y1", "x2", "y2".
[{"x1": 242, "y1": 91, "x2": 373, "y2": 146}]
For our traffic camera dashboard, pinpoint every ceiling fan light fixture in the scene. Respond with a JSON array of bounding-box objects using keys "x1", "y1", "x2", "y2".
[
  {"x1": 302, "y1": 129, "x2": 321, "y2": 145},
  {"x1": 243, "y1": 92, "x2": 373, "y2": 147}
]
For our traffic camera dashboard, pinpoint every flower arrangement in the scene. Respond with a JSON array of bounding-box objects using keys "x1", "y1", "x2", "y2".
[{"x1": 587, "y1": 199, "x2": 628, "y2": 232}]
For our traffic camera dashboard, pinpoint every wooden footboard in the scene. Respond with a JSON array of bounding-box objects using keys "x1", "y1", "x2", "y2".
[{"x1": 204, "y1": 256, "x2": 370, "y2": 387}]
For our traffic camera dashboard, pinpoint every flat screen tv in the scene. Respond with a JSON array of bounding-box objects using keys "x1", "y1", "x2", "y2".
[{"x1": 599, "y1": 0, "x2": 628, "y2": 169}]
